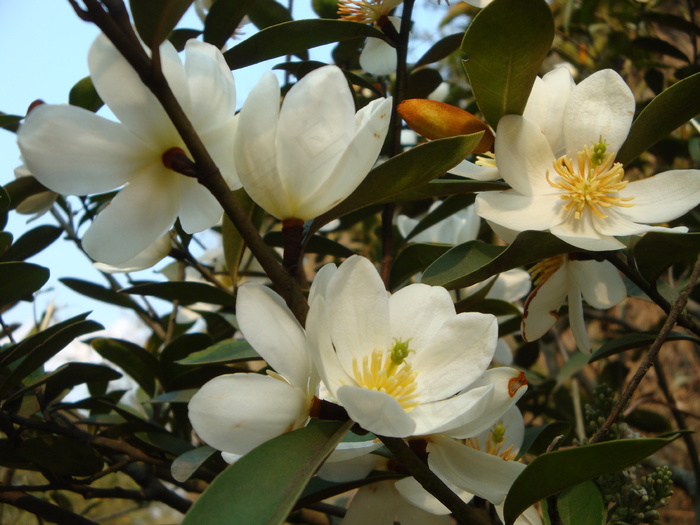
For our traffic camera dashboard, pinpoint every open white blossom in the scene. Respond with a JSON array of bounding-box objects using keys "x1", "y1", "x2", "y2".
[
  {"x1": 306, "y1": 255, "x2": 525, "y2": 438},
  {"x1": 18, "y1": 35, "x2": 239, "y2": 265},
  {"x1": 234, "y1": 66, "x2": 392, "y2": 221},
  {"x1": 476, "y1": 69, "x2": 700, "y2": 251}
]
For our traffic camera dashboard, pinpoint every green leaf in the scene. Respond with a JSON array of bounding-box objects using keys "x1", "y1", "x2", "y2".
[
  {"x1": 589, "y1": 331, "x2": 700, "y2": 362},
  {"x1": 248, "y1": 0, "x2": 294, "y2": 30},
  {"x1": 172, "y1": 445, "x2": 218, "y2": 482},
  {"x1": 0, "y1": 261, "x2": 50, "y2": 307},
  {"x1": 503, "y1": 433, "x2": 684, "y2": 524},
  {"x1": 421, "y1": 231, "x2": 574, "y2": 289},
  {"x1": 223, "y1": 189, "x2": 260, "y2": 286},
  {"x1": 632, "y1": 36, "x2": 689, "y2": 62},
  {"x1": 130, "y1": 0, "x2": 194, "y2": 48},
  {"x1": 462, "y1": 0, "x2": 554, "y2": 127},
  {"x1": 519, "y1": 421, "x2": 571, "y2": 457},
  {"x1": 313, "y1": 134, "x2": 484, "y2": 230},
  {"x1": 121, "y1": 281, "x2": 235, "y2": 307},
  {"x1": 203, "y1": 0, "x2": 256, "y2": 49},
  {"x1": 459, "y1": 298, "x2": 521, "y2": 316},
  {"x1": 91, "y1": 338, "x2": 160, "y2": 397},
  {"x1": 403, "y1": 194, "x2": 476, "y2": 242},
  {"x1": 557, "y1": 481, "x2": 606, "y2": 525},
  {"x1": 18, "y1": 436, "x2": 103, "y2": 477},
  {"x1": 60, "y1": 278, "x2": 142, "y2": 310},
  {"x1": 182, "y1": 421, "x2": 351, "y2": 525},
  {"x1": 0, "y1": 225, "x2": 62, "y2": 262},
  {"x1": 413, "y1": 33, "x2": 464, "y2": 69},
  {"x1": 0, "y1": 113, "x2": 22, "y2": 133},
  {"x1": 176, "y1": 338, "x2": 261, "y2": 365},
  {"x1": 0, "y1": 186, "x2": 9, "y2": 212},
  {"x1": 297, "y1": 472, "x2": 404, "y2": 508},
  {"x1": 147, "y1": 389, "x2": 198, "y2": 403},
  {"x1": 405, "y1": 68, "x2": 443, "y2": 99},
  {"x1": 632, "y1": 232, "x2": 700, "y2": 284},
  {"x1": 68, "y1": 76, "x2": 103, "y2": 112},
  {"x1": 389, "y1": 179, "x2": 508, "y2": 201},
  {"x1": 390, "y1": 243, "x2": 451, "y2": 291},
  {"x1": 617, "y1": 72, "x2": 700, "y2": 164},
  {"x1": 169, "y1": 28, "x2": 203, "y2": 51},
  {"x1": 264, "y1": 231, "x2": 355, "y2": 258},
  {"x1": 223, "y1": 19, "x2": 385, "y2": 69},
  {"x1": 1, "y1": 176, "x2": 49, "y2": 211},
  {"x1": 0, "y1": 232, "x2": 13, "y2": 257}
]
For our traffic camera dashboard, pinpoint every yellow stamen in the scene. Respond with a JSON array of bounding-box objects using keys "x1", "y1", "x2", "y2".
[
  {"x1": 465, "y1": 421, "x2": 517, "y2": 461},
  {"x1": 475, "y1": 151, "x2": 497, "y2": 168},
  {"x1": 351, "y1": 345, "x2": 419, "y2": 411},
  {"x1": 337, "y1": 0, "x2": 399, "y2": 24},
  {"x1": 529, "y1": 255, "x2": 565, "y2": 286},
  {"x1": 546, "y1": 142, "x2": 635, "y2": 220}
]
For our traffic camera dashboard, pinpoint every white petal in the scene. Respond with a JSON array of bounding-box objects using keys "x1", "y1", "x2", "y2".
[
  {"x1": 317, "y1": 453, "x2": 378, "y2": 483},
  {"x1": 183, "y1": 39, "x2": 236, "y2": 130},
  {"x1": 488, "y1": 268, "x2": 532, "y2": 302},
  {"x1": 410, "y1": 384, "x2": 494, "y2": 436},
  {"x1": 93, "y1": 234, "x2": 171, "y2": 272},
  {"x1": 494, "y1": 115, "x2": 559, "y2": 196},
  {"x1": 617, "y1": 170, "x2": 700, "y2": 224},
  {"x1": 296, "y1": 96, "x2": 392, "y2": 220},
  {"x1": 428, "y1": 436, "x2": 526, "y2": 505},
  {"x1": 475, "y1": 192, "x2": 563, "y2": 232},
  {"x1": 88, "y1": 34, "x2": 185, "y2": 148},
  {"x1": 521, "y1": 265, "x2": 568, "y2": 342},
  {"x1": 389, "y1": 283, "x2": 456, "y2": 354},
  {"x1": 493, "y1": 339, "x2": 514, "y2": 365},
  {"x1": 412, "y1": 313, "x2": 498, "y2": 403},
  {"x1": 176, "y1": 176, "x2": 223, "y2": 233},
  {"x1": 397, "y1": 215, "x2": 420, "y2": 239},
  {"x1": 188, "y1": 373, "x2": 309, "y2": 456},
  {"x1": 328, "y1": 256, "x2": 391, "y2": 374},
  {"x1": 394, "y1": 477, "x2": 454, "y2": 515},
  {"x1": 200, "y1": 117, "x2": 240, "y2": 190},
  {"x1": 82, "y1": 170, "x2": 179, "y2": 265},
  {"x1": 449, "y1": 160, "x2": 501, "y2": 181},
  {"x1": 309, "y1": 262, "x2": 337, "y2": 305},
  {"x1": 360, "y1": 37, "x2": 397, "y2": 76},
  {"x1": 563, "y1": 69, "x2": 634, "y2": 155},
  {"x1": 236, "y1": 284, "x2": 310, "y2": 389},
  {"x1": 337, "y1": 385, "x2": 416, "y2": 437},
  {"x1": 550, "y1": 212, "x2": 626, "y2": 251},
  {"x1": 276, "y1": 66, "x2": 356, "y2": 214},
  {"x1": 569, "y1": 259, "x2": 626, "y2": 309},
  {"x1": 343, "y1": 483, "x2": 397, "y2": 525},
  {"x1": 567, "y1": 285, "x2": 591, "y2": 353},
  {"x1": 234, "y1": 73, "x2": 285, "y2": 218},
  {"x1": 18, "y1": 104, "x2": 149, "y2": 195}
]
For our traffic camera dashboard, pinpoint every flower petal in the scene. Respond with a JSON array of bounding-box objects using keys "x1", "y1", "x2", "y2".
[
  {"x1": 567, "y1": 284, "x2": 591, "y2": 353},
  {"x1": 563, "y1": 69, "x2": 634, "y2": 155},
  {"x1": 176, "y1": 176, "x2": 223, "y2": 233},
  {"x1": 317, "y1": 453, "x2": 379, "y2": 483},
  {"x1": 82, "y1": 170, "x2": 179, "y2": 265},
  {"x1": 475, "y1": 192, "x2": 563, "y2": 232},
  {"x1": 188, "y1": 373, "x2": 309, "y2": 455},
  {"x1": 236, "y1": 284, "x2": 310, "y2": 389},
  {"x1": 410, "y1": 384, "x2": 494, "y2": 436},
  {"x1": 549, "y1": 211, "x2": 626, "y2": 251},
  {"x1": 412, "y1": 312, "x2": 498, "y2": 402},
  {"x1": 521, "y1": 265, "x2": 568, "y2": 342},
  {"x1": 360, "y1": 36, "x2": 397, "y2": 76},
  {"x1": 337, "y1": 385, "x2": 416, "y2": 437},
  {"x1": 200, "y1": 116, "x2": 240, "y2": 190},
  {"x1": 18, "y1": 104, "x2": 149, "y2": 195},
  {"x1": 394, "y1": 477, "x2": 456, "y2": 516},
  {"x1": 342, "y1": 483, "x2": 397, "y2": 525},
  {"x1": 449, "y1": 159, "x2": 501, "y2": 181},
  {"x1": 569, "y1": 259, "x2": 626, "y2": 309},
  {"x1": 93, "y1": 234, "x2": 171, "y2": 273}
]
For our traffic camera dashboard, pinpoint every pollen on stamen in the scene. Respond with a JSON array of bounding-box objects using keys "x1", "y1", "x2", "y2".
[
  {"x1": 337, "y1": 0, "x2": 384, "y2": 24},
  {"x1": 529, "y1": 255, "x2": 565, "y2": 286},
  {"x1": 546, "y1": 144, "x2": 635, "y2": 220},
  {"x1": 352, "y1": 349, "x2": 420, "y2": 411}
]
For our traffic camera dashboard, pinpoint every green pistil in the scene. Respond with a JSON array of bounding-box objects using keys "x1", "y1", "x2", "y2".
[{"x1": 390, "y1": 338, "x2": 414, "y2": 365}]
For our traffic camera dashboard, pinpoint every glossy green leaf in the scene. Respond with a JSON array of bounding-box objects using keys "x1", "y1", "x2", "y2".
[
  {"x1": 459, "y1": 298, "x2": 521, "y2": 316},
  {"x1": 265, "y1": 231, "x2": 355, "y2": 258},
  {"x1": 557, "y1": 481, "x2": 606, "y2": 525},
  {"x1": 172, "y1": 445, "x2": 218, "y2": 482},
  {"x1": 203, "y1": 0, "x2": 256, "y2": 49},
  {"x1": 182, "y1": 421, "x2": 350, "y2": 525},
  {"x1": 0, "y1": 261, "x2": 50, "y2": 307},
  {"x1": 0, "y1": 225, "x2": 62, "y2": 262},
  {"x1": 618, "y1": 72, "x2": 700, "y2": 164},
  {"x1": 169, "y1": 28, "x2": 203, "y2": 51},
  {"x1": 405, "y1": 68, "x2": 443, "y2": 99},
  {"x1": 223, "y1": 19, "x2": 385, "y2": 69},
  {"x1": 503, "y1": 433, "x2": 684, "y2": 524},
  {"x1": 147, "y1": 388, "x2": 198, "y2": 404},
  {"x1": 632, "y1": 37, "x2": 689, "y2": 62},
  {"x1": 248, "y1": 0, "x2": 294, "y2": 30},
  {"x1": 176, "y1": 338, "x2": 260, "y2": 365},
  {"x1": 314, "y1": 134, "x2": 484, "y2": 230},
  {"x1": 18, "y1": 436, "x2": 103, "y2": 477},
  {"x1": 413, "y1": 33, "x2": 464, "y2": 69},
  {"x1": 160, "y1": 333, "x2": 215, "y2": 389},
  {"x1": 130, "y1": 0, "x2": 194, "y2": 47},
  {"x1": 589, "y1": 331, "x2": 700, "y2": 362},
  {"x1": 390, "y1": 243, "x2": 451, "y2": 291},
  {"x1": 625, "y1": 408, "x2": 672, "y2": 433},
  {"x1": 422, "y1": 231, "x2": 574, "y2": 289},
  {"x1": 0, "y1": 113, "x2": 21, "y2": 133},
  {"x1": 462, "y1": 0, "x2": 554, "y2": 127},
  {"x1": 135, "y1": 431, "x2": 193, "y2": 457},
  {"x1": 1, "y1": 176, "x2": 49, "y2": 211},
  {"x1": 0, "y1": 186, "x2": 9, "y2": 212},
  {"x1": 519, "y1": 421, "x2": 571, "y2": 458},
  {"x1": 0, "y1": 232, "x2": 13, "y2": 257},
  {"x1": 403, "y1": 194, "x2": 476, "y2": 242},
  {"x1": 389, "y1": 179, "x2": 508, "y2": 202},
  {"x1": 68, "y1": 76, "x2": 103, "y2": 112},
  {"x1": 60, "y1": 277, "x2": 142, "y2": 310},
  {"x1": 121, "y1": 281, "x2": 235, "y2": 307},
  {"x1": 91, "y1": 338, "x2": 160, "y2": 397},
  {"x1": 632, "y1": 232, "x2": 700, "y2": 284},
  {"x1": 297, "y1": 472, "x2": 404, "y2": 508}
]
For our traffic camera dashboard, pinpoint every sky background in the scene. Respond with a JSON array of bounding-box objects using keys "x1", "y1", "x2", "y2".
[{"x1": 0, "y1": 0, "x2": 447, "y2": 345}]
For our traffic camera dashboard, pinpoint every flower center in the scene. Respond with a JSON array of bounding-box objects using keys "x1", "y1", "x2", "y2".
[
  {"x1": 546, "y1": 140, "x2": 635, "y2": 220},
  {"x1": 529, "y1": 255, "x2": 565, "y2": 286},
  {"x1": 351, "y1": 339, "x2": 419, "y2": 411},
  {"x1": 475, "y1": 151, "x2": 497, "y2": 168},
  {"x1": 465, "y1": 420, "x2": 517, "y2": 461},
  {"x1": 337, "y1": 0, "x2": 397, "y2": 24}
]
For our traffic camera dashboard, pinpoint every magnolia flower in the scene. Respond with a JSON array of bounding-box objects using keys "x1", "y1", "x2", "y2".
[
  {"x1": 234, "y1": 66, "x2": 391, "y2": 221},
  {"x1": 93, "y1": 235, "x2": 172, "y2": 273},
  {"x1": 13, "y1": 164, "x2": 57, "y2": 217},
  {"x1": 188, "y1": 284, "x2": 318, "y2": 457},
  {"x1": 359, "y1": 17, "x2": 401, "y2": 76},
  {"x1": 18, "y1": 35, "x2": 239, "y2": 265},
  {"x1": 476, "y1": 69, "x2": 700, "y2": 252},
  {"x1": 306, "y1": 255, "x2": 526, "y2": 438},
  {"x1": 522, "y1": 254, "x2": 626, "y2": 352}
]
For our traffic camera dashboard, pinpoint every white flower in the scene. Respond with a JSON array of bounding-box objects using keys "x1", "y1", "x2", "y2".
[
  {"x1": 306, "y1": 255, "x2": 524, "y2": 438},
  {"x1": 359, "y1": 17, "x2": 400, "y2": 76},
  {"x1": 476, "y1": 69, "x2": 700, "y2": 252},
  {"x1": 522, "y1": 254, "x2": 626, "y2": 352},
  {"x1": 18, "y1": 35, "x2": 239, "y2": 265},
  {"x1": 13, "y1": 164, "x2": 57, "y2": 217},
  {"x1": 234, "y1": 66, "x2": 392, "y2": 221},
  {"x1": 93, "y1": 235, "x2": 172, "y2": 273},
  {"x1": 397, "y1": 202, "x2": 480, "y2": 245},
  {"x1": 187, "y1": 284, "x2": 318, "y2": 456}
]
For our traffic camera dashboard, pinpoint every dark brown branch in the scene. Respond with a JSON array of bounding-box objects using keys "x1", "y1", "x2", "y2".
[{"x1": 0, "y1": 487, "x2": 99, "y2": 525}]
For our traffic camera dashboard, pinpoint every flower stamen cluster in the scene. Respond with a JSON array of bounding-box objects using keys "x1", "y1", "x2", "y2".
[
  {"x1": 351, "y1": 347, "x2": 419, "y2": 411},
  {"x1": 475, "y1": 151, "x2": 497, "y2": 168},
  {"x1": 337, "y1": 0, "x2": 399, "y2": 24},
  {"x1": 547, "y1": 142, "x2": 635, "y2": 220},
  {"x1": 528, "y1": 255, "x2": 564, "y2": 286},
  {"x1": 464, "y1": 421, "x2": 517, "y2": 461}
]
